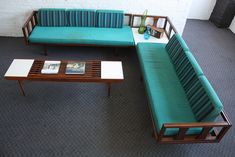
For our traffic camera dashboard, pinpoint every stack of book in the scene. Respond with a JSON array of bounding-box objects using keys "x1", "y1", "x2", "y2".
[
  {"x1": 41, "y1": 61, "x2": 61, "y2": 74},
  {"x1": 65, "y1": 62, "x2": 86, "y2": 74}
]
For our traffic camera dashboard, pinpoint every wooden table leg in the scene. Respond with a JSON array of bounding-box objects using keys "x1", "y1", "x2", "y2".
[
  {"x1": 140, "y1": 75, "x2": 143, "y2": 82},
  {"x1": 107, "y1": 83, "x2": 111, "y2": 97},
  {"x1": 18, "y1": 80, "x2": 26, "y2": 96},
  {"x1": 44, "y1": 45, "x2": 48, "y2": 56},
  {"x1": 114, "y1": 47, "x2": 119, "y2": 56}
]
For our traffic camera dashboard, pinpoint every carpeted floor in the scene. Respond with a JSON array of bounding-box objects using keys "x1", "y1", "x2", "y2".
[{"x1": 0, "y1": 19, "x2": 235, "y2": 157}]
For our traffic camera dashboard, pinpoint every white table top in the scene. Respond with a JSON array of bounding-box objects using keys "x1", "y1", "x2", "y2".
[
  {"x1": 4, "y1": 59, "x2": 34, "y2": 77},
  {"x1": 132, "y1": 28, "x2": 169, "y2": 45},
  {"x1": 101, "y1": 61, "x2": 124, "y2": 79}
]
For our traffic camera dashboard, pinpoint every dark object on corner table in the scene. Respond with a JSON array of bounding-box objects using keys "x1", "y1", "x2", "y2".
[
  {"x1": 150, "y1": 26, "x2": 164, "y2": 39},
  {"x1": 210, "y1": 0, "x2": 235, "y2": 28}
]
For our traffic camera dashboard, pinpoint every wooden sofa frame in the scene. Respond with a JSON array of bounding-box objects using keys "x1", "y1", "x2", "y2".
[
  {"x1": 22, "y1": 11, "x2": 177, "y2": 55},
  {"x1": 22, "y1": 10, "x2": 231, "y2": 144}
]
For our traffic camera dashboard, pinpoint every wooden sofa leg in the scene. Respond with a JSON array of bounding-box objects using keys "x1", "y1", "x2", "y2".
[
  {"x1": 43, "y1": 45, "x2": 48, "y2": 56},
  {"x1": 114, "y1": 47, "x2": 119, "y2": 56},
  {"x1": 140, "y1": 75, "x2": 143, "y2": 82},
  {"x1": 152, "y1": 131, "x2": 155, "y2": 137}
]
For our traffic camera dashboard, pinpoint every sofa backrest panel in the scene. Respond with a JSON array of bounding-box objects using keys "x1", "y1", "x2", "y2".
[
  {"x1": 165, "y1": 34, "x2": 223, "y2": 122},
  {"x1": 165, "y1": 35, "x2": 204, "y2": 91},
  {"x1": 199, "y1": 76, "x2": 223, "y2": 122},
  {"x1": 38, "y1": 8, "x2": 67, "y2": 27},
  {"x1": 96, "y1": 10, "x2": 124, "y2": 28},
  {"x1": 165, "y1": 34, "x2": 189, "y2": 55},
  {"x1": 174, "y1": 52, "x2": 204, "y2": 90},
  {"x1": 186, "y1": 75, "x2": 223, "y2": 122},
  {"x1": 67, "y1": 9, "x2": 96, "y2": 27}
]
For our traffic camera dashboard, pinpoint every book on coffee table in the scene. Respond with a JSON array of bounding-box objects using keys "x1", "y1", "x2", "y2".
[
  {"x1": 41, "y1": 61, "x2": 61, "y2": 74},
  {"x1": 65, "y1": 62, "x2": 86, "y2": 74}
]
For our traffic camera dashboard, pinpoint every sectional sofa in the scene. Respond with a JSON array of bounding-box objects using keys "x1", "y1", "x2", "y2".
[
  {"x1": 137, "y1": 34, "x2": 231, "y2": 144},
  {"x1": 21, "y1": 8, "x2": 231, "y2": 144}
]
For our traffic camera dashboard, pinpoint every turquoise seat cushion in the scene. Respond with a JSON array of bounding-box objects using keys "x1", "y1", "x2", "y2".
[
  {"x1": 29, "y1": 26, "x2": 134, "y2": 46},
  {"x1": 96, "y1": 10, "x2": 124, "y2": 28},
  {"x1": 37, "y1": 8, "x2": 67, "y2": 26},
  {"x1": 67, "y1": 9, "x2": 96, "y2": 27},
  {"x1": 137, "y1": 43, "x2": 201, "y2": 135}
]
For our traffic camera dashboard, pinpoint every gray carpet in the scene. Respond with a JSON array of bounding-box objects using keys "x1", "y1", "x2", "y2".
[{"x1": 0, "y1": 19, "x2": 235, "y2": 157}]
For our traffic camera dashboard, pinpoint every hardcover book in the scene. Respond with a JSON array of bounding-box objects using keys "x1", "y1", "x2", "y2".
[
  {"x1": 41, "y1": 61, "x2": 61, "y2": 74},
  {"x1": 66, "y1": 62, "x2": 86, "y2": 74}
]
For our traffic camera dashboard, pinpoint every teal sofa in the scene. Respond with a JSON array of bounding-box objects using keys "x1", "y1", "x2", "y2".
[
  {"x1": 22, "y1": 8, "x2": 231, "y2": 143},
  {"x1": 137, "y1": 34, "x2": 231, "y2": 143},
  {"x1": 22, "y1": 8, "x2": 134, "y2": 55}
]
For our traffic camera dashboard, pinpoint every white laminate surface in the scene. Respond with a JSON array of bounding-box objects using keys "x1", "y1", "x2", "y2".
[
  {"x1": 4, "y1": 59, "x2": 34, "y2": 77},
  {"x1": 101, "y1": 61, "x2": 124, "y2": 79}
]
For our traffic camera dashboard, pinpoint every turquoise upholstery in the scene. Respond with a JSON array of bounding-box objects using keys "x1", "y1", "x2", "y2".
[
  {"x1": 67, "y1": 9, "x2": 96, "y2": 27},
  {"x1": 96, "y1": 10, "x2": 124, "y2": 28},
  {"x1": 31, "y1": 9, "x2": 131, "y2": 46},
  {"x1": 29, "y1": 26, "x2": 134, "y2": 46},
  {"x1": 137, "y1": 43, "x2": 200, "y2": 135},
  {"x1": 137, "y1": 34, "x2": 223, "y2": 135},
  {"x1": 198, "y1": 75, "x2": 223, "y2": 122},
  {"x1": 165, "y1": 34, "x2": 189, "y2": 52},
  {"x1": 37, "y1": 8, "x2": 67, "y2": 27},
  {"x1": 165, "y1": 34, "x2": 189, "y2": 63},
  {"x1": 166, "y1": 35, "x2": 222, "y2": 122}
]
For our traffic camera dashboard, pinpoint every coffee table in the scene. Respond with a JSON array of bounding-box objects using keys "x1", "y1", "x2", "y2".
[{"x1": 4, "y1": 59, "x2": 124, "y2": 96}]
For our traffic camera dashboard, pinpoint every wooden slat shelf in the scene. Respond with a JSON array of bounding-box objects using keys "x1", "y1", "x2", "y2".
[{"x1": 28, "y1": 60, "x2": 102, "y2": 81}]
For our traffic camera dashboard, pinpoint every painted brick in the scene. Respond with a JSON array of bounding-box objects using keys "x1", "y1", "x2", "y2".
[{"x1": 0, "y1": 0, "x2": 193, "y2": 36}]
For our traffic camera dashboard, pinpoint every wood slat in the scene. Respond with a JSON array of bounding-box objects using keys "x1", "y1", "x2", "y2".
[
  {"x1": 197, "y1": 127, "x2": 212, "y2": 139},
  {"x1": 28, "y1": 60, "x2": 104, "y2": 82},
  {"x1": 175, "y1": 128, "x2": 188, "y2": 140}
]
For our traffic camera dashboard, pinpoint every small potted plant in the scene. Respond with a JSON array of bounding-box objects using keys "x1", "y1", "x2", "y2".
[{"x1": 138, "y1": 9, "x2": 148, "y2": 34}]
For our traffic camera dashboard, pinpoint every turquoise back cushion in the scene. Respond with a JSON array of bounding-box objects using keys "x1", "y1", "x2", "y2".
[
  {"x1": 96, "y1": 10, "x2": 124, "y2": 28},
  {"x1": 165, "y1": 34, "x2": 204, "y2": 89},
  {"x1": 37, "y1": 8, "x2": 67, "y2": 26},
  {"x1": 174, "y1": 52, "x2": 204, "y2": 90},
  {"x1": 67, "y1": 9, "x2": 96, "y2": 27},
  {"x1": 185, "y1": 75, "x2": 223, "y2": 122},
  {"x1": 165, "y1": 33, "x2": 189, "y2": 57}
]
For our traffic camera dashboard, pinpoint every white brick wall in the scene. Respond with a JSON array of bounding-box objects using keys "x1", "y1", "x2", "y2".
[{"x1": 0, "y1": 0, "x2": 193, "y2": 37}]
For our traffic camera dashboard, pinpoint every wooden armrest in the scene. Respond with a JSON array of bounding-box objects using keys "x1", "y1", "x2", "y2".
[
  {"x1": 124, "y1": 13, "x2": 132, "y2": 26},
  {"x1": 164, "y1": 16, "x2": 178, "y2": 39},
  {"x1": 22, "y1": 11, "x2": 38, "y2": 45},
  {"x1": 158, "y1": 111, "x2": 231, "y2": 142},
  {"x1": 163, "y1": 122, "x2": 229, "y2": 128}
]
